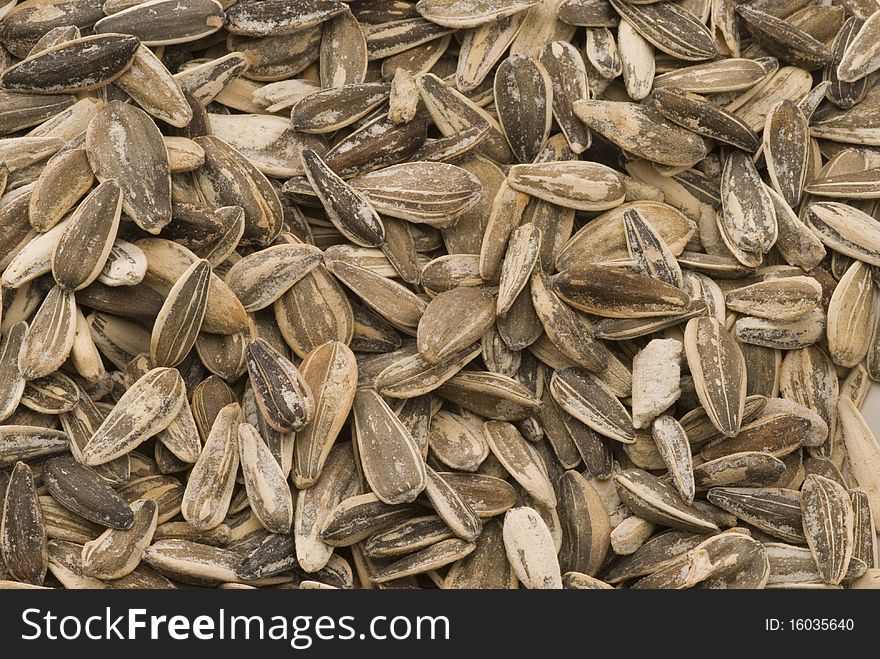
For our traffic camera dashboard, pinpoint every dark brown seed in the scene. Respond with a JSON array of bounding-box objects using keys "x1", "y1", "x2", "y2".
[
  {"x1": 245, "y1": 338, "x2": 314, "y2": 432},
  {"x1": 43, "y1": 456, "x2": 135, "y2": 530},
  {"x1": 226, "y1": 0, "x2": 348, "y2": 37},
  {"x1": 94, "y1": 0, "x2": 225, "y2": 45},
  {"x1": 0, "y1": 462, "x2": 47, "y2": 585},
  {"x1": 736, "y1": 5, "x2": 831, "y2": 70},
  {"x1": 553, "y1": 265, "x2": 691, "y2": 318},
  {"x1": 607, "y1": 0, "x2": 716, "y2": 61},
  {"x1": 708, "y1": 487, "x2": 805, "y2": 543},
  {"x1": 300, "y1": 148, "x2": 385, "y2": 247},
  {"x1": 0, "y1": 34, "x2": 140, "y2": 93}
]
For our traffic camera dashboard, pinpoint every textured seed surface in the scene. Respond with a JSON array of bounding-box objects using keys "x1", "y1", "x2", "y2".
[{"x1": 0, "y1": 0, "x2": 876, "y2": 593}]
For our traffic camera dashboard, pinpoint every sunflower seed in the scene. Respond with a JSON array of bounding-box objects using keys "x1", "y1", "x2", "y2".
[
  {"x1": 615, "y1": 469, "x2": 718, "y2": 533},
  {"x1": 94, "y1": 0, "x2": 224, "y2": 45},
  {"x1": 86, "y1": 101, "x2": 171, "y2": 234},
  {"x1": 44, "y1": 456, "x2": 134, "y2": 530},
  {"x1": 1, "y1": 462, "x2": 46, "y2": 585},
  {"x1": 574, "y1": 99, "x2": 708, "y2": 167},
  {"x1": 502, "y1": 506, "x2": 562, "y2": 589},
  {"x1": 494, "y1": 54, "x2": 552, "y2": 163},
  {"x1": 238, "y1": 422, "x2": 293, "y2": 534},
  {"x1": 417, "y1": 287, "x2": 495, "y2": 364},
  {"x1": 801, "y1": 474, "x2": 854, "y2": 585},
  {"x1": 353, "y1": 388, "x2": 426, "y2": 504},
  {"x1": 181, "y1": 403, "x2": 240, "y2": 531},
  {"x1": 607, "y1": 0, "x2": 716, "y2": 61},
  {"x1": 320, "y1": 493, "x2": 419, "y2": 547},
  {"x1": 245, "y1": 338, "x2": 314, "y2": 432},
  {"x1": 827, "y1": 260, "x2": 875, "y2": 368},
  {"x1": 553, "y1": 265, "x2": 690, "y2": 318},
  {"x1": 17, "y1": 285, "x2": 76, "y2": 381},
  {"x1": 684, "y1": 316, "x2": 747, "y2": 438},
  {"x1": 736, "y1": 5, "x2": 831, "y2": 70},
  {"x1": 718, "y1": 151, "x2": 777, "y2": 267},
  {"x1": 764, "y1": 100, "x2": 809, "y2": 208},
  {"x1": 708, "y1": 487, "x2": 805, "y2": 543},
  {"x1": 0, "y1": 34, "x2": 139, "y2": 93},
  {"x1": 648, "y1": 88, "x2": 758, "y2": 152},
  {"x1": 483, "y1": 421, "x2": 556, "y2": 507},
  {"x1": 429, "y1": 411, "x2": 488, "y2": 473},
  {"x1": 81, "y1": 498, "x2": 157, "y2": 580}
]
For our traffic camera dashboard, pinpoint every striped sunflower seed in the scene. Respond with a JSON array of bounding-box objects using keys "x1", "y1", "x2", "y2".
[
  {"x1": 353, "y1": 388, "x2": 426, "y2": 505},
  {"x1": 0, "y1": 461, "x2": 47, "y2": 585},
  {"x1": 82, "y1": 367, "x2": 185, "y2": 465},
  {"x1": 684, "y1": 316, "x2": 747, "y2": 438},
  {"x1": 81, "y1": 498, "x2": 157, "y2": 580},
  {"x1": 801, "y1": 474, "x2": 854, "y2": 585},
  {"x1": 43, "y1": 456, "x2": 135, "y2": 530},
  {"x1": 245, "y1": 338, "x2": 314, "y2": 432},
  {"x1": 150, "y1": 259, "x2": 211, "y2": 368},
  {"x1": 181, "y1": 403, "x2": 240, "y2": 531}
]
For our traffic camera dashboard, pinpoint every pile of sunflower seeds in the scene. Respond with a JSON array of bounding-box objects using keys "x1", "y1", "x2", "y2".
[{"x1": 1, "y1": 0, "x2": 880, "y2": 591}]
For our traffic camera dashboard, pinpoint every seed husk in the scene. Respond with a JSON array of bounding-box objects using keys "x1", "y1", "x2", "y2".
[
  {"x1": 82, "y1": 368, "x2": 186, "y2": 466},
  {"x1": 94, "y1": 0, "x2": 225, "y2": 45},
  {"x1": 649, "y1": 88, "x2": 758, "y2": 152},
  {"x1": 429, "y1": 411, "x2": 489, "y2": 473},
  {"x1": 293, "y1": 341, "x2": 357, "y2": 488},
  {"x1": 707, "y1": 487, "x2": 805, "y2": 543},
  {"x1": 0, "y1": 322, "x2": 27, "y2": 422},
  {"x1": 320, "y1": 493, "x2": 420, "y2": 547},
  {"x1": 550, "y1": 367, "x2": 635, "y2": 444},
  {"x1": 81, "y1": 499, "x2": 157, "y2": 580},
  {"x1": 17, "y1": 285, "x2": 76, "y2": 381},
  {"x1": 538, "y1": 41, "x2": 590, "y2": 153},
  {"x1": 684, "y1": 316, "x2": 747, "y2": 438},
  {"x1": 718, "y1": 151, "x2": 777, "y2": 267},
  {"x1": 224, "y1": 243, "x2": 324, "y2": 312},
  {"x1": 238, "y1": 422, "x2": 294, "y2": 534},
  {"x1": 295, "y1": 444, "x2": 359, "y2": 572},
  {"x1": 423, "y1": 466, "x2": 482, "y2": 542},
  {"x1": 502, "y1": 506, "x2": 562, "y2": 589},
  {"x1": 558, "y1": 470, "x2": 611, "y2": 576},
  {"x1": 801, "y1": 474, "x2": 854, "y2": 585},
  {"x1": 694, "y1": 452, "x2": 788, "y2": 489},
  {"x1": 0, "y1": 34, "x2": 140, "y2": 93},
  {"x1": 151, "y1": 259, "x2": 211, "y2": 368},
  {"x1": 494, "y1": 54, "x2": 552, "y2": 163},
  {"x1": 736, "y1": 5, "x2": 831, "y2": 70},
  {"x1": 225, "y1": 0, "x2": 347, "y2": 37},
  {"x1": 573, "y1": 99, "x2": 709, "y2": 167},
  {"x1": 1, "y1": 461, "x2": 47, "y2": 585},
  {"x1": 51, "y1": 180, "x2": 122, "y2": 292},
  {"x1": 508, "y1": 160, "x2": 624, "y2": 211},
  {"x1": 181, "y1": 403, "x2": 241, "y2": 531},
  {"x1": 607, "y1": 0, "x2": 716, "y2": 61},
  {"x1": 615, "y1": 469, "x2": 719, "y2": 533},
  {"x1": 438, "y1": 371, "x2": 541, "y2": 421},
  {"x1": 245, "y1": 338, "x2": 314, "y2": 433},
  {"x1": 353, "y1": 388, "x2": 426, "y2": 505},
  {"x1": 553, "y1": 265, "x2": 691, "y2": 318},
  {"x1": 763, "y1": 100, "x2": 809, "y2": 208},
  {"x1": 827, "y1": 260, "x2": 875, "y2": 368},
  {"x1": 417, "y1": 286, "x2": 495, "y2": 364},
  {"x1": 44, "y1": 456, "x2": 135, "y2": 530},
  {"x1": 86, "y1": 101, "x2": 171, "y2": 235},
  {"x1": 483, "y1": 420, "x2": 556, "y2": 507}
]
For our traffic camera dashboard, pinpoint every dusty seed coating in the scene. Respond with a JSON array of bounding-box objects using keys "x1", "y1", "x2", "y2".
[{"x1": 0, "y1": 0, "x2": 878, "y2": 591}]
